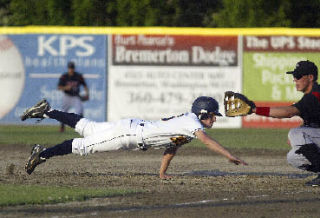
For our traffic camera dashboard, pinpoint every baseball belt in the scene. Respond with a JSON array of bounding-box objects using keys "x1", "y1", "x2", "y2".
[{"x1": 131, "y1": 120, "x2": 148, "y2": 151}]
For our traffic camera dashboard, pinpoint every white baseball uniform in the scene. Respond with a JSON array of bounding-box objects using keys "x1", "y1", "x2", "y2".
[{"x1": 71, "y1": 113, "x2": 204, "y2": 156}]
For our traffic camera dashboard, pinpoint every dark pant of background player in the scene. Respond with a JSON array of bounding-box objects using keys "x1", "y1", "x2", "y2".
[{"x1": 287, "y1": 126, "x2": 320, "y2": 186}]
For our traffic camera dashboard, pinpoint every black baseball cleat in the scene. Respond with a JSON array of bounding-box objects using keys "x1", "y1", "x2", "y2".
[
  {"x1": 305, "y1": 174, "x2": 320, "y2": 187},
  {"x1": 20, "y1": 99, "x2": 50, "y2": 121},
  {"x1": 25, "y1": 144, "x2": 46, "y2": 175}
]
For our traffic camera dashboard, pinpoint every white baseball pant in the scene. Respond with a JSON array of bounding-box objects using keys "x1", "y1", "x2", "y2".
[{"x1": 71, "y1": 118, "x2": 144, "y2": 155}]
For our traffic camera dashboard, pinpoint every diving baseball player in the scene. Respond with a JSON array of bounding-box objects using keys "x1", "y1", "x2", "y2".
[
  {"x1": 225, "y1": 60, "x2": 320, "y2": 186},
  {"x1": 58, "y1": 61, "x2": 89, "y2": 132},
  {"x1": 21, "y1": 96, "x2": 247, "y2": 179}
]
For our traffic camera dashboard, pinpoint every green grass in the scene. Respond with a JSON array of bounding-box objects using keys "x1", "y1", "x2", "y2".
[
  {"x1": 0, "y1": 125, "x2": 290, "y2": 150},
  {"x1": 0, "y1": 125, "x2": 78, "y2": 146},
  {"x1": 0, "y1": 184, "x2": 139, "y2": 206},
  {"x1": 189, "y1": 128, "x2": 290, "y2": 151}
]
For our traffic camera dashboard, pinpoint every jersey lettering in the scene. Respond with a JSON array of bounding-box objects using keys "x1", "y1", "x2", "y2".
[{"x1": 58, "y1": 72, "x2": 86, "y2": 96}]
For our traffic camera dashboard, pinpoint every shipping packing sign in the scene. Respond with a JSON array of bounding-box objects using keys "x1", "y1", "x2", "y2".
[
  {"x1": 108, "y1": 34, "x2": 242, "y2": 127},
  {"x1": 242, "y1": 36, "x2": 320, "y2": 128}
]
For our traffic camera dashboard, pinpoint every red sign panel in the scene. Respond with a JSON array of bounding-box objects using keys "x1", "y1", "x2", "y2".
[{"x1": 112, "y1": 35, "x2": 238, "y2": 66}]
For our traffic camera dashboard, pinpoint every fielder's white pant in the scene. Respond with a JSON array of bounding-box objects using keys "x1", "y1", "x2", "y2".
[
  {"x1": 71, "y1": 118, "x2": 143, "y2": 156},
  {"x1": 287, "y1": 126, "x2": 320, "y2": 172},
  {"x1": 62, "y1": 93, "x2": 83, "y2": 115}
]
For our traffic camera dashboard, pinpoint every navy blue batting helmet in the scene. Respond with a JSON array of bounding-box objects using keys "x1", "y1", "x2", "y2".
[{"x1": 191, "y1": 96, "x2": 222, "y2": 119}]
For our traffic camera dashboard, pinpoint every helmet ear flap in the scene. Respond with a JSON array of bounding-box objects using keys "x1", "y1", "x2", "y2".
[
  {"x1": 199, "y1": 113, "x2": 209, "y2": 120},
  {"x1": 200, "y1": 109, "x2": 208, "y2": 114},
  {"x1": 198, "y1": 109, "x2": 209, "y2": 120},
  {"x1": 198, "y1": 113, "x2": 209, "y2": 120}
]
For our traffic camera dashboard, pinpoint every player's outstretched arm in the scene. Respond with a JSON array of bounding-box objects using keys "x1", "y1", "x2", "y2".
[
  {"x1": 224, "y1": 91, "x2": 300, "y2": 119},
  {"x1": 159, "y1": 147, "x2": 178, "y2": 179},
  {"x1": 195, "y1": 130, "x2": 248, "y2": 166},
  {"x1": 252, "y1": 105, "x2": 299, "y2": 119}
]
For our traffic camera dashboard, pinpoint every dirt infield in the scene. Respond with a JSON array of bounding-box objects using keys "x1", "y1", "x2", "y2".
[{"x1": 1, "y1": 144, "x2": 320, "y2": 218}]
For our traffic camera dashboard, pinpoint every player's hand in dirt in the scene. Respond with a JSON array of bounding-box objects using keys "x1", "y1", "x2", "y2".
[
  {"x1": 159, "y1": 173, "x2": 173, "y2": 180},
  {"x1": 228, "y1": 156, "x2": 248, "y2": 166}
]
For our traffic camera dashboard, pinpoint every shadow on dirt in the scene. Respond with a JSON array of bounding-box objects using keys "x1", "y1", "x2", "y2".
[
  {"x1": 54, "y1": 170, "x2": 314, "y2": 179},
  {"x1": 2, "y1": 197, "x2": 320, "y2": 215},
  {"x1": 50, "y1": 170, "x2": 314, "y2": 179},
  {"x1": 184, "y1": 170, "x2": 314, "y2": 178}
]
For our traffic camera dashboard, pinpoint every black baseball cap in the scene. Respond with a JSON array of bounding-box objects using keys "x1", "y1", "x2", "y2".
[
  {"x1": 67, "y1": 61, "x2": 75, "y2": 69},
  {"x1": 286, "y1": 60, "x2": 318, "y2": 80}
]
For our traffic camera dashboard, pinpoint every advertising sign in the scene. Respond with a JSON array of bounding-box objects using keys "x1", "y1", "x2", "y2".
[
  {"x1": 108, "y1": 34, "x2": 242, "y2": 127},
  {"x1": 243, "y1": 36, "x2": 320, "y2": 128},
  {"x1": 0, "y1": 34, "x2": 107, "y2": 124}
]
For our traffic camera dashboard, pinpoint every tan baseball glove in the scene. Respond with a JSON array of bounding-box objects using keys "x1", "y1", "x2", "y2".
[{"x1": 224, "y1": 91, "x2": 256, "y2": 117}]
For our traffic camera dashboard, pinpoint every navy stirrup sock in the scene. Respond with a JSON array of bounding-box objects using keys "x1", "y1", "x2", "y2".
[
  {"x1": 40, "y1": 139, "x2": 73, "y2": 159},
  {"x1": 45, "y1": 110, "x2": 82, "y2": 128}
]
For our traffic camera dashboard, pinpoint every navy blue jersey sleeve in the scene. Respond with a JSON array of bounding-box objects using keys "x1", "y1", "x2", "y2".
[
  {"x1": 79, "y1": 74, "x2": 87, "y2": 86},
  {"x1": 58, "y1": 75, "x2": 66, "y2": 87}
]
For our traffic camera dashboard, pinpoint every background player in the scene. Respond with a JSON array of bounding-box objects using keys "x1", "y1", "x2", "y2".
[
  {"x1": 21, "y1": 96, "x2": 247, "y2": 179},
  {"x1": 227, "y1": 60, "x2": 320, "y2": 186},
  {"x1": 58, "y1": 61, "x2": 89, "y2": 132}
]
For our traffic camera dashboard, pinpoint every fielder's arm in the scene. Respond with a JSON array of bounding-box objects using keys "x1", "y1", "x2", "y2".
[
  {"x1": 159, "y1": 147, "x2": 178, "y2": 179},
  {"x1": 224, "y1": 91, "x2": 300, "y2": 119},
  {"x1": 252, "y1": 105, "x2": 299, "y2": 118},
  {"x1": 195, "y1": 130, "x2": 248, "y2": 166},
  {"x1": 84, "y1": 85, "x2": 89, "y2": 98},
  {"x1": 58, "y1": 84, "x2": 72, "y2": 91}
]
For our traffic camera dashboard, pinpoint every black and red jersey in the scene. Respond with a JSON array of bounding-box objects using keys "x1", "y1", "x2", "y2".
[
  {"x1": 58, "y1": 72, "x2": 87, "y2": 96},
  {"x1": 294, "y1": 83, "x2": 320, "y2": 127}
]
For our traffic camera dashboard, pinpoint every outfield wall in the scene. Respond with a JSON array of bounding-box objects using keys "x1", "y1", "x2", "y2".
[
  {"x1": 0, "y1": 34, "x2": 107, "y2": 125},
  {"x1": 1, "y1": 27, "x2": 319, "y2": 128}
]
